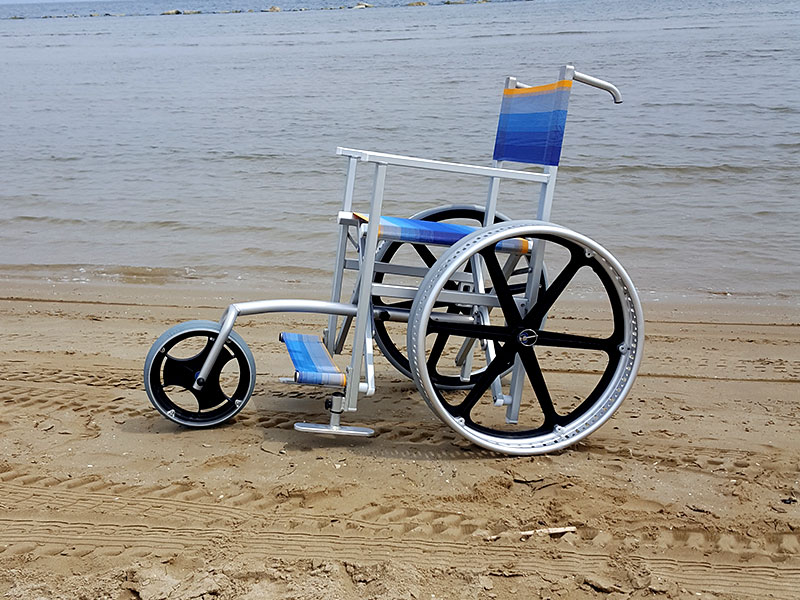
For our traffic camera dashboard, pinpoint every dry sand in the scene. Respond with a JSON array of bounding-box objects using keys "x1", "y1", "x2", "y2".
[{"x1": 0, "y1": 280, "x2": 798, "y2": 599}]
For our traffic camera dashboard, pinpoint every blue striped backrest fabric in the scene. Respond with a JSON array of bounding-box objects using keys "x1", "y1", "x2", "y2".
[{"x1": 493, "y1": 79, "x2": 572, "y2": 166}]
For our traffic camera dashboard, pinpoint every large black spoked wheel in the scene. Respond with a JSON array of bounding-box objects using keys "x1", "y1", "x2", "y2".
[
  {"x1": 372, "y1": 204, "x2": 512, "y2": 388},
  {"x1": 407, "y1": 220, "x2": 643, "y2": 455},
  {"x1": 144, "y1": 320, "x2": 256, "y2": 427}
]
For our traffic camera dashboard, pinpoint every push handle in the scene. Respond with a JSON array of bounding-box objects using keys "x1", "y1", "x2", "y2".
[{"x1": 571, "y1": 68, "x2": 623, "y2": 104}]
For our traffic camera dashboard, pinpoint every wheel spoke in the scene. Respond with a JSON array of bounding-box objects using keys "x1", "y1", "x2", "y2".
[
  {"x1": 426, "y1": 305, "x2": 463, "y2": 374},
  {"x1": 536, "y1": 330, "x2": 616, "y2": 353},
  {"x1": 523, "y1": 248, "x2": 583, "y2": 326},
  {"x1": 480, "y1": 247, "x2": 521, "y2": 327},
  {"x1": 162, "y1": 355, "x2": 199, "y2": 389},
  {"x1": 569, "y1": 354, "x2": 622, "y2": 418},
  {"x1": 450, "y1": 344, "x2": 515, "y2": 419},
  {"x1": 590, "y1": 259, "x2": 627, "y2": 350},
  {"x1": 374, "y1": 298, "x2": 414, "y2": 311},
  {"x1": 413, "y1": 244, "x2": 438, "y2": 268},
  {"x1": 192, "y1": 375, "x2": 229, "y2": 411},
  {"x1": 427, "y1": 319, "x2": 514, "y2": 342},
  {"x1": 518, "y1": 347, "x2": 559, "y2": 426},
  {"x1": 162, "y1": 338, "x2": 216, "y2": 388},
  {"x1": 426, "y1": 331, "x2": 451, "y2": 373}
]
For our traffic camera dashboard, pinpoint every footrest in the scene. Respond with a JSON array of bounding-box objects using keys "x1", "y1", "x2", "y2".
[
  {"x1": 294, "y1": 422, "x2": 375, "y2": 437},
  {"x1": 279, "y1": 333, "x2": 346, "y2": 387}
]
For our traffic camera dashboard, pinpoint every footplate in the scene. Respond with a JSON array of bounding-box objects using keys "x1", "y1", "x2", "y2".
[{"x1": 294, "y1": 422, "x2": 374, "y2": 437}]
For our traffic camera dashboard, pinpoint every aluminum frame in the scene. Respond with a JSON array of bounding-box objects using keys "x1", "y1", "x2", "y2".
[{"x1": 186, "y1": 64, "x2": 627, "y2": 437}]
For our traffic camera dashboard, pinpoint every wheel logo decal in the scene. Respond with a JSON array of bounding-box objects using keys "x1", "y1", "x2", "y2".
[{"x1": 517, "y1": 328, "x2": 538, "y2": 346}]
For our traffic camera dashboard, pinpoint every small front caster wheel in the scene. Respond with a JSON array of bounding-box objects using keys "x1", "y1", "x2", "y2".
[{"x1": 144, "y1": 320, "x2": 256, "y2": 427}]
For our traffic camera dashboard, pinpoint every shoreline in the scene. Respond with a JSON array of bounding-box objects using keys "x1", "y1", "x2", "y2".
[
  {"x1": 2, "y1": 267, "x2": 798, "y2": 312},
  {"x1": 0, "y1": 280, "x2": 798, "y2": 597}
]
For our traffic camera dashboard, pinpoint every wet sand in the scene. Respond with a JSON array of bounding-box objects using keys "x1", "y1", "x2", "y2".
[{"x1": 0, "y1": 281, "x2": 798, "y2": 599}]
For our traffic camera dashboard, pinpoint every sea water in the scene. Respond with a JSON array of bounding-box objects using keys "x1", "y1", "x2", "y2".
[{"x1": 1, "y1": 0, "x2": 798, "y2": 304}]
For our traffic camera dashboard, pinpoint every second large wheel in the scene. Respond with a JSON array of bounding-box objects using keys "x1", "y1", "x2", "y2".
[
  {"x1": 372, "y1": 204, "x2": 511, "y2": 388},
  {"x1": 407, "y1": 220, "x2": 643, "y2": 455}
]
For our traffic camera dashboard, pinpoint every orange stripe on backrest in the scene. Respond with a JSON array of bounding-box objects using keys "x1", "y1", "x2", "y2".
[{"x1": 503, "y1": 79, "x2": 573, "y2": 96}]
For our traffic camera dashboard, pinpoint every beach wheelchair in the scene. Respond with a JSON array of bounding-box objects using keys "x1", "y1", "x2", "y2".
[{"x1": 144, "y1": 65, "x2": 644, "y2": 456}]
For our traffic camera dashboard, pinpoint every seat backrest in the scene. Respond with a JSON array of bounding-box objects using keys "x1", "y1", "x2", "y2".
[
  {"x1": 493, "y1": 77, "x2": 573, "y2": 167},
  {"x1": 479, "y1": 67, "x2": 574, "y2": 227}
]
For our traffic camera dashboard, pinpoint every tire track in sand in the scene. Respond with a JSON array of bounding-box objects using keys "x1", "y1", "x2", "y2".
[
  {"x1": 1, "y1": 478, "x2": 799, "y2": 598},
  {"x1": 1, "y1": 515, "x2": 798, "y2": 599}
]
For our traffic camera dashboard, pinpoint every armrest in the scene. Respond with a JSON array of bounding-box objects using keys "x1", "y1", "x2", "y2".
[{"x1": 336, "y1": 147, "x2": 549, "y2": 184}]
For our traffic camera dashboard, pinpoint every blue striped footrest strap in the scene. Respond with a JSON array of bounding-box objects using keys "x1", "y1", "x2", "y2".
[
  {"x1": 354, "y1": 213, "x2": 529, "y2": 253},
  {"x1": 279, "y1": 332, "x2": 346, "y2": 387}
]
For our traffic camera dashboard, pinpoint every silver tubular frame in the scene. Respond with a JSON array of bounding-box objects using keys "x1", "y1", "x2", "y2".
[
  {"x1": 335, "y1": 148, "x2": 551, "y2": 183},
  {"x1": 343, "y1": 162, "x2": 386, "y2": 409},
  {"x1": 325, "y1": 155, "x2": 359, "y2": 351},
  {"x1": 193, "y1": 300, "x2": 357, "y2": 392}
]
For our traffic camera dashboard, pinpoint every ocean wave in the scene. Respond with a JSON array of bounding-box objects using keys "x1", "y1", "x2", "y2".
[
  {"x1": 639, "y1": 101, "x2": 798, "y2": 114},
  {"x1": 1, "y1": 216, "x2": 284, "y2": 236},
  {"x1": 0, "y1": 0, "x2": 501, "y2": 21},
  {"x1": 663, "y1": 25, "x2": 713, "y2": 31},
  {"x1": 564, "y1": 163, "x2": 788, "y2": 177}
]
